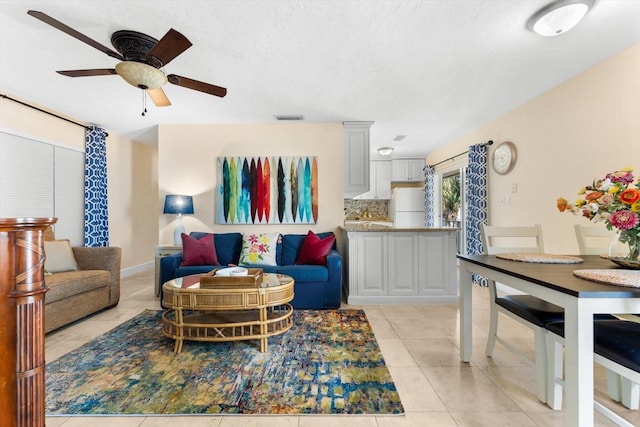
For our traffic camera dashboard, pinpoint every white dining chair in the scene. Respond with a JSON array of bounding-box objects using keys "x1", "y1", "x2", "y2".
[
  {"x1": 574, "y1": 224, "x2": 615, "y2": 255},
  {"x1": 568, "y1": 224, "x2": 640, "y2": 410},
  {"x1": 545, "y1": 320, "x2": 640, "y2": 426},
  {"x1": 481, "y1": 224, "x2": 563, "y2": 403}
]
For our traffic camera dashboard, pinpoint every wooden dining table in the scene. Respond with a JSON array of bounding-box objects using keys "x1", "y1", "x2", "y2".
[{"x1": 457, "y1": 253, "x2": 640, "y2": 427}]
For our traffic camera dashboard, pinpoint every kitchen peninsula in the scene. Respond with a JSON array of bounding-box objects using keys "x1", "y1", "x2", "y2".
[{"x1": 341, "y1": 224, "x2": 458, "y2": 304}]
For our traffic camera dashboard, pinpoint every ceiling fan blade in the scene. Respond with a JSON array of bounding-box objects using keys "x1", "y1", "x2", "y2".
[
  {"x1": 147, "y1": 88, "x2": 171, "y2": 107},
  {"x1": 28, "y1": 10, "x2": 123, "y2": 61},
  {"x1": 167, "y1": 74, "x2": 227, "y2": 98},
  {"x1": 146, "y1": 29, "x2": 192, "y2": 68},
  {"x1": 57, "y1": 69, "x2": 117, "y2": 77}
]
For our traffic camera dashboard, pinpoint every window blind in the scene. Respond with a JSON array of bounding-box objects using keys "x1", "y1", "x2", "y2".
[{"x1": 0, "y1": 130, "x2": 84, "y2": 245}]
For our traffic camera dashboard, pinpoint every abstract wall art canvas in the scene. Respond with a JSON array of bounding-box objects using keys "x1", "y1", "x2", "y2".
[{"x1": 216, "y1": 156, "x2": 318, "y2": 224}]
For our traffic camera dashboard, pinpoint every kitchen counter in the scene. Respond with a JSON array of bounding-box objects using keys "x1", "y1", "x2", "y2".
[
  {"x1": 341, "y1": 223, "x2": 458, "y2": 232},
  {"x1": 341, "y1": 227, "x2": 459, "y2": 304}
]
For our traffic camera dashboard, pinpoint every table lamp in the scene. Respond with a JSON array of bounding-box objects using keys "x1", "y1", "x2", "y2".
[{"x1": 163, "y1": 194, "x2": 194, "y2": 245}]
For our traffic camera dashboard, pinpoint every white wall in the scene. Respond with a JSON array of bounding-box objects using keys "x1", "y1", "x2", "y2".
[
  {"x1": 157, "y1": 123, "x2": 344, "y2": 245},
  {"x1": 427, "y1": 42, "x2": 640, "y2": 254}
]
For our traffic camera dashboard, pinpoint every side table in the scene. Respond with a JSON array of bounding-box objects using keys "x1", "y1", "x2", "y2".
[{"x1": 154, "y1": 244, "x2": 182, "y2": 296}]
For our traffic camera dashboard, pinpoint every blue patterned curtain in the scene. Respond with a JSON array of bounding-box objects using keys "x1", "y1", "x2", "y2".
[
  {"x1": 423, "y1": 164, "x2": 435, "y2": 227},
  {"x1": 84, "y1": 127, "x2": 109, "y2": 247},
  {"x1": 465, "y1": 143, "x2": 488, "y2": 286}
]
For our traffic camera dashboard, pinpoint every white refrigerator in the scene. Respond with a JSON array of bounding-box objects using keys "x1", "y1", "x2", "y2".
[{"x1": 389, "y1": 187, "x2": 425, "y2": 227}]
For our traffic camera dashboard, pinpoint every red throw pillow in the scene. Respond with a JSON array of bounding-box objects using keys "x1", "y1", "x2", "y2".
[
  {"x1": 180, "y1": 233, "x2": 219, "y2": 266},
  {"x1": 295, "y1": 231, "x2": 335, "y2": 266}
]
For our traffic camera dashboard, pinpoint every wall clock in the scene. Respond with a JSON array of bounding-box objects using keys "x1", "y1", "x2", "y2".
[{"x1": 492, "y1": 141, "x2": 517, "y2": 175}]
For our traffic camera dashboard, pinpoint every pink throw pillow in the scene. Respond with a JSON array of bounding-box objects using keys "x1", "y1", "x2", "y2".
[
  {"x1": 295, "y1": 230, "x2": 335, "y2": 266},
  {"x1": 180, "y1": 233, "x2": 219, "y2": 266}
]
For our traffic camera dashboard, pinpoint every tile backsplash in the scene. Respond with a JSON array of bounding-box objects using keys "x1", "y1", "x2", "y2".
[{"x1": 344, "y1": 199, "x2": 389, "y2": 220}]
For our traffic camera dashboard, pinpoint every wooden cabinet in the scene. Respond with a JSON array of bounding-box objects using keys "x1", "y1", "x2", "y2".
[
  {"x1": 343, "y1": 229, "x2": 457, "y2": 304},
  {"x1": 343, "y1": 121, "x2": 374, "y2": 198},
  {"x1": 391, "y1": 158, "x2": 425, "y2": 182},
  {"x1": 0, "y1": 217, "x2": 57, "y2": 427},
  {"x1": 354, "y1": 160, "x2": 391, "y2": 200}
]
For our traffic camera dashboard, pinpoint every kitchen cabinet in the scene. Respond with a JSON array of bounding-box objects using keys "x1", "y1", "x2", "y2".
[
  {"x1": 354, "y1": 160, "x2": 391, "y2": 200},
  {"x1": 343, "y1": 121, "x2": 374, "y2": 198},
  {"x1": 417, "y1": 232, "x2": 456, "y2": 297},
  {"x1": 342, "y1": 228, "x2": 458, "y2": 304},
  {"x1": 387, "y1": 232, "x2": 419, "y2": 296},
  {"x1": 354, "y1": 233, "x2": 387, "y2": 296},
  {"x1": 391, "y1": 158, "x2": 425, "y2": 182}
]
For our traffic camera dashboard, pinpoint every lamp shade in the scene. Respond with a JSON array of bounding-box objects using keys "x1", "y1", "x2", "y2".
[
  {"x1": 163, "y1": 195, "x2": 194, "y2": 215},
  {"x1": 115, "y1": 61, "x2": 168, "y2": 89}
]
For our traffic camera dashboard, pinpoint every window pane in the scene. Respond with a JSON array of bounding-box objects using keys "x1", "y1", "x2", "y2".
[{"x1": 441, "y1": 172, "x2": 461, "y2": 228}]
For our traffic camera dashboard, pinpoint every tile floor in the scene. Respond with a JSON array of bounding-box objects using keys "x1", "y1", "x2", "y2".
[{"x1": 45, "y1": 269, "x2": 639, "y2": 427}]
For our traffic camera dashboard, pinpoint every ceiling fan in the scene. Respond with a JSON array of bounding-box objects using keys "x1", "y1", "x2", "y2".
[{"x1": 27, "y1": 10, "x2": 227, "y2": 109}]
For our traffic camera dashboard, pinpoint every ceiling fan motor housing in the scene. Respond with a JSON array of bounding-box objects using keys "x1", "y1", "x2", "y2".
[
  {"x1": 111, "y1": 30, "x2": 159, "y2": 65},
  {"x1": 111, "y1": 30, "x2": 167, "y2": 89}
]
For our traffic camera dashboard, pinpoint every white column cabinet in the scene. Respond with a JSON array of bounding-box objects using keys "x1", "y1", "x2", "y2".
[
  {"x1": 355, "y1": 233, "x2": 387, "y2": 296},
  {"x1": 387, "y1": 232, "x2": 419, "y2": 296},
  {"x1": 344, "y1": 121, "x2": 374, "y2": 198},
  {"x1": 417, "y1": 232, "x2": 456, "y2": 297},
  {"x1": 343, "y1": 229, "x2": 458, "y2": 304},
  {"x1": 391, "y1": 159, "x2": 425, "y2": 182}
]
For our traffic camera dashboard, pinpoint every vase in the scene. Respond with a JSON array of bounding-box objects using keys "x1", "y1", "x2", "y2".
[{"x1": 608, "y1": 230, "x2": 640, "y2": 269}]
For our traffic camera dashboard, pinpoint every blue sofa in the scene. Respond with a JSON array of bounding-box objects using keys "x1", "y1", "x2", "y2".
[{"x1": 159, "y1": 231, "x2": 342, "y2": 309}]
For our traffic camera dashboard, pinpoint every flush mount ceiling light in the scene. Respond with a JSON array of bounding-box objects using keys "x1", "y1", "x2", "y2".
[
  {"x1": 527, "y1": 0, "x2": 594, "y2": 37},
  {"x1": 378, "y1": 147, "x2": 394, "y2": 156}
]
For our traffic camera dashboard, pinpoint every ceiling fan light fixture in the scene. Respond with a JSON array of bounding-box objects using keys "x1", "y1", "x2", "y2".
[
  {"x1": 378, "y1": 147, "x2": 394, "y2": 156},
  {"x1": 527, "y1": 0, "x2": 594, "y2": 37},
  {"x1": 115, "y1": 61, "x2": 167, "y2": 90}
]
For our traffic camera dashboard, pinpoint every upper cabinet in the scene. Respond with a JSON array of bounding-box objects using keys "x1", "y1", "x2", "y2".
[
  {"x1": 354, "y1": 160, "x2": 391, "y2": 200},
  {"x1": 391, "y1": 158, "x2": 425, "y2": 182},
  {"x1": 343, "y1": 121, "x2": 374, "y2": 198}
]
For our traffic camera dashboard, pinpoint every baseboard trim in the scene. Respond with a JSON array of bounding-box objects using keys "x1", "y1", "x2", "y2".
[
  {"x1": 121, "y1": 261, "x2": 153, "y2": 278},
  {"x1": 347, "y1": 295, "x2": 459, "y2": 305}
]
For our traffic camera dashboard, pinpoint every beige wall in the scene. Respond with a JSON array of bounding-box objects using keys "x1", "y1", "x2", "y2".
[
  {"x1": 427, "y1": 42, "x2": 640, "y2": 254},
  {"x1": 107, "y1": 132, "x2": 159, "y2": 268},
  {"x1": 0, "y1": 96, "x2": 158, "y2": 270},
  {"x1": 157, "y1": 123, "x2": 344, "y2": 244},
  {"x1": 0, "y1": 96, "x2": 85, "y2": 146}
]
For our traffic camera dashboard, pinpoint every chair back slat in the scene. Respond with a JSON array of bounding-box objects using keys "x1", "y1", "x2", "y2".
[
  {"x1": 481, "y1": 224, "x2": 544, "y2": 255},
  {"x1": 574, "y1": 224, "x2": 615, "y2": 256}
]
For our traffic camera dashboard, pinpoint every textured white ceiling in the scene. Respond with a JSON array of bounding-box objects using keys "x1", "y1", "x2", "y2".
[{"x1": 1, "y1": 0, "x2": 639, "y2": 157}]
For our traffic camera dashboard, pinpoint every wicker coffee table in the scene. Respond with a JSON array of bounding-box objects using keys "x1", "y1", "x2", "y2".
[{"x1": 161, "y1": 272, "x2": 294, "y2": 353}]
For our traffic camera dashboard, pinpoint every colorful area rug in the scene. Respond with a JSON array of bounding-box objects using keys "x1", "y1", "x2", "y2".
[{"x1": 46, "y1": 309, "x2": 404, "y2": 415}]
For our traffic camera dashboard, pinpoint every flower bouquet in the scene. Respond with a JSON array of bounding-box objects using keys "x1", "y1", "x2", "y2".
[{"x1": 557, "y1": 167, "x2": 640, "y2": 267}]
